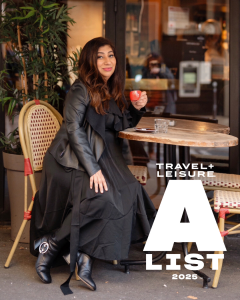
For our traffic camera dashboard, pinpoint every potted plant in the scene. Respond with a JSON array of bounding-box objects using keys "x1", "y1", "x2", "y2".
[{"x1": 0, "y1": 0, "x2": 80, "y2": 242}]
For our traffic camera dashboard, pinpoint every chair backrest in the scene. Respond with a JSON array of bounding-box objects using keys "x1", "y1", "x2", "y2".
[{"x1": 19, "y1": 100, "x2": 63, "y2": 172}]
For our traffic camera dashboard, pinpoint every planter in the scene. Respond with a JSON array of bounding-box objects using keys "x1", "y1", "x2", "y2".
[{"x1": 3, "y1": 152, "x2": 42, "y2": 243}]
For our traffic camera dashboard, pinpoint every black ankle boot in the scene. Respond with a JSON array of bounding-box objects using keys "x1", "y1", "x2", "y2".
[
  {"x1": 76, "y1": 252, "x2": 96, "y2": 291},
  {"x1": 34, "y1": 234, "x2": 65, "y2": 284}
]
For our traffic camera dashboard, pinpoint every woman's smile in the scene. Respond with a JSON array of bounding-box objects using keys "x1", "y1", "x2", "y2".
[{"x1": 102, "y1": 67, "x2": 112, "y2": 71}]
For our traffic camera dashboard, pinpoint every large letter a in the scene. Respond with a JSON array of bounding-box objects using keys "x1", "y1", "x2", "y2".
[{"x1": 144, "y1": 180, "x2": 226, "y2": 252}]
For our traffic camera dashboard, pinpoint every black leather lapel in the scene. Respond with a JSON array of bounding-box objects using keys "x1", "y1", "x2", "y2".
[{"x1": 85, "y1": 105, "x2": 105, "y2": 142}]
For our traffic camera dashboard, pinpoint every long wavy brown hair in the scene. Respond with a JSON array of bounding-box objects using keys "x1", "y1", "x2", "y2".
[{"x1": 78, "y1": 37, "x2": 126, "y2": 114}]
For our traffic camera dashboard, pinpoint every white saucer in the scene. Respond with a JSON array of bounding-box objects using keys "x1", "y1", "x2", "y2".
[{"x1": 134, "y1": 128, "x2": 155, "y2": 133}]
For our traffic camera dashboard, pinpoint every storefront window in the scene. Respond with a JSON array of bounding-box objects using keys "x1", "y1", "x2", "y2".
[
  {"x1": 125, "y1": 0, "x2": 230, "y2": 202},
  {"x1": 125, "y1": 0, "x2": 229, "y2": 122}
]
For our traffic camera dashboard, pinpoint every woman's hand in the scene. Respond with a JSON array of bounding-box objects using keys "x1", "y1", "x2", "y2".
[
  {"x1": 131, "y1": 91, "x2": 148, "y2": 110},
  {"x1": 90, "y1": 170, "x2": 108, "y2": 193}
]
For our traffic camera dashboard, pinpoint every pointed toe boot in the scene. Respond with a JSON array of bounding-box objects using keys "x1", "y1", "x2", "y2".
[
  {"x1": 76, "y1": 252, "x2": 96, "y2": 291},
  {"x1": 34, "y1": 234, "x2": 65, "y2": 284}
]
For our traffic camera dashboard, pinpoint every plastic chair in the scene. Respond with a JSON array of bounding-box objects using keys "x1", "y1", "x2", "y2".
[{"x1": 4, "y1": 100, "x2": 63, "y2": 268}]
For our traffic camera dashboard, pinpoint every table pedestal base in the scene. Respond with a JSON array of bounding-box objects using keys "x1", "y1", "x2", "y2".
[{"x1": 120, "y1": 251, "x2": 167, "y2": 274}]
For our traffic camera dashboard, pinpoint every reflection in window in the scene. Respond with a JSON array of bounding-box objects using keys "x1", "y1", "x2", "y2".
[
  {"x1": 125, "y1": 1, "x2": 230, "y2": 201},
  {"x1": 125, "y1": 0, "x2": 229, "y2": 122}
]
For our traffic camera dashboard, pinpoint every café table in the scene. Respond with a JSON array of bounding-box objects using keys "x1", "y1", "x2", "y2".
[
  {"x1": 119, "y1": 126, "x2": 236, "y2": 147},
  {"x1": 118, "y1": 119, "x2": 238, "y2": 288},
  {"x1": 136, "y1": 117, "x2": 230, "y2": 134},
  {"x1": 123, "y1": 117, "x2": 233, "y2": 181}
]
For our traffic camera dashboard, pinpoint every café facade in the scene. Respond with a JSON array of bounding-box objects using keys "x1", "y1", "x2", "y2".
[
  {"x1": 1, "y1": 0, "x2": 240, "y2": 201},
  {"x1": 0, "y1": 0, "x2": 240, "y2": 297}
]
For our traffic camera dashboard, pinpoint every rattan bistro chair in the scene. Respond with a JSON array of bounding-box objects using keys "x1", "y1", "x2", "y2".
[
  {"x1": 187, "y1": 172, "x2": 240, "y2": 253},
  {"x1": 194, "y1": 172, "x2": 240, "y2": 229},
  {"x1": 4, "y1": 100, "x2": 63, "y2": 268},
  {"x1": 128, "y1": 165, "x2": 147, "y2": 185},
  {"x1": 188, "y1": 173, "x2": 240, "y2": 288},
  {"x1": 211, "y1": 190, "x2": 240, "y2": 288},
  {"x1": 195, "y1": 172, "x2": 240, "y2": 192}
]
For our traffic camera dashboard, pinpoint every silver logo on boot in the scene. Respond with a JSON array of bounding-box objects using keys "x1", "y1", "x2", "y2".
[{"x1": 39, "y1": 242, "x2": 49, "y2": 254}]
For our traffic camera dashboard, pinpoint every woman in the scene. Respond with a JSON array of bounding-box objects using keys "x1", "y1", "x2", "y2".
[
  {"x1": 30, "y1": 37, "x2": 156, "y2": 295},
  {"x1": 142, "y1": 52, "x2": 177, "y2": 114}
]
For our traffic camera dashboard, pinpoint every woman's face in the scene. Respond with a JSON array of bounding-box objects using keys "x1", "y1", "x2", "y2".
[
  {"x1": 97, "y1": 45, "x2": 116, "y2": 81},
  {"x1": 205, "y1": 34, "x2": 219, "y2": 48}
]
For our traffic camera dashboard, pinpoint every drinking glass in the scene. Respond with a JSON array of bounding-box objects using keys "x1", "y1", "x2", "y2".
[{"x1": 154, "y1": 119, "x2": 169, "y2": 133}]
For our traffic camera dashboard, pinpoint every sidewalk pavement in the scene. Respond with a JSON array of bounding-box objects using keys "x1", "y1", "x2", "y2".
[{"x1": 1, "y1": 226, "x2": 239, "y2": 300}]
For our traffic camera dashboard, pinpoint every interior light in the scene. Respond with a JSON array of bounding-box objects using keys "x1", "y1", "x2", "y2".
[{"x1": 135, "y1": 74, "x2": 142, "y2": 82}]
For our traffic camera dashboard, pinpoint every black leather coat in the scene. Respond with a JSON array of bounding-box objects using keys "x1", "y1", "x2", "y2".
[{"x1": 48, "y1": 79, "x2": 145, "y2": 176}]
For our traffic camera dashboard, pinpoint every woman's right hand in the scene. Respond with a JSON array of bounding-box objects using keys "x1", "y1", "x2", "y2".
[{"x1": 90, "y1": 170, "x2": 108, "y2": 193}]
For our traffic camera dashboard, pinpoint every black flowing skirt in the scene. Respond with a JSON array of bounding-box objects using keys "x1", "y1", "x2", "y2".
[{"x1": 30, "y1": 129, "x2": 156, "y2": 261}]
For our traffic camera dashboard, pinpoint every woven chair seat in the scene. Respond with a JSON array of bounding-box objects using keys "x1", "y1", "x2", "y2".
[
  {"x1": 214, "y1": 190, "x2": 240, "y2": 213},
  {"x1": 128, "y1": 165, "x2": 147, "y2": 185},
  {"x1": 27, "y1": 105, "x2": 60, "y2": 171},
  {"x1": 194, "y1": 172, "x2": 240, "y2": 189}
]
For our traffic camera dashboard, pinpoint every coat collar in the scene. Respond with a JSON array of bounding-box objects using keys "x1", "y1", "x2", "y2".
[
  {"x1": 72, "y1": 78, "x2": 106, "y2": 142},
  {"x1": 85, "y1": 105, "x2": 105, "y2": 143}
]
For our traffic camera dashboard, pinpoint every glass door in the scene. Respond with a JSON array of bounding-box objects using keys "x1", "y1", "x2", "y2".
[{"x1": 125, "y1": 0, "x2": 230, "y2": 205}]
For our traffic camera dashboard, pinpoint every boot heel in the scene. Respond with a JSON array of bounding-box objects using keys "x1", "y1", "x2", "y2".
[
  {"x1": 75, "y1": 263, "x2": 80, "y2": 281},
  {"x1": 75, "y1": 252, "x2": 96, "y2": 290}
]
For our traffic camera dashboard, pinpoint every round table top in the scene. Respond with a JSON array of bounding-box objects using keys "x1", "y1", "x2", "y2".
[
  {"x1": 137, "y1": 117, "x2": 230, "y2": 134},
  {"x1": 119, "y1": 128, "x2": 238, "y2": 147}
]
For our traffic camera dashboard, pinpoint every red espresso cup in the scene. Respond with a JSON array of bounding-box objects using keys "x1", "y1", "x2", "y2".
[{"x1": 130, "y1": 90, "x2": 141, "y2": 102}]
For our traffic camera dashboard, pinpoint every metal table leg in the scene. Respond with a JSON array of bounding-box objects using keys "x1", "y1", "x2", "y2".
[
  {"x1": 180, "y1": 150, "x2": 211, "y2": 288},
  {"x1": 181, "y1": 241, "x2": 211, "y2": 288},
  {"x1": 179, "y1": 146, "x2": 190, "y2": 179},
  {"x1": 120, "y1": 251, "x2": 167, "y2": 274},
  {"x1": 150, "y1": 143, "x2": 162, "y2": 198}
]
